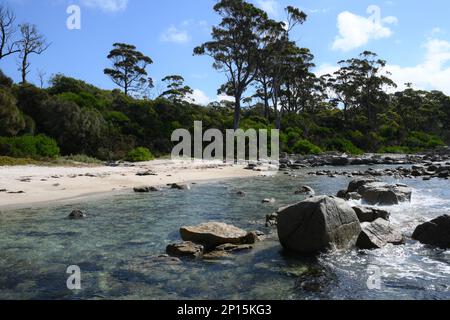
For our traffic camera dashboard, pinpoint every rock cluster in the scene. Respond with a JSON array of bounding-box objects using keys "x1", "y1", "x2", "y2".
[{"x1": 167, "y1": 222, "x2": 259, "y2": 259}]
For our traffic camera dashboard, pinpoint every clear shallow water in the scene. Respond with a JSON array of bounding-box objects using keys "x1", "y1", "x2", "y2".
[{"x1": 0, "y1": 166, "x2": 449, "y2": 300}]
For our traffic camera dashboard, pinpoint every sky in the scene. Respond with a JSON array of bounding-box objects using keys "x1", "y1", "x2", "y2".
[{"x1": 1, "y1": 0, "x2": 450, "y2": 104}]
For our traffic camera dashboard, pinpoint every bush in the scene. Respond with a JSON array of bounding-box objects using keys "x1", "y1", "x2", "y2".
[
  {"x1": 0, "y1": 135, "x2": 60, "y2": 159},
  {"x1": 126, "y1": 147, "x2": 154, "y2": 162},
  {"x1": 405, "y1": 131, "x2": 445, "y2": 150},
  {"x1": 60, "y1": 154, "x2": 103, "y2": 164},
  {"x1": 325, "y1": 137, "x2": 364, "y2": 155},
  {"x1": 378, "y1": 146, "x2": 412, "y2": 154},
  {"x1": 292, "y1": 139, "x2": 322, "y2": 155}
]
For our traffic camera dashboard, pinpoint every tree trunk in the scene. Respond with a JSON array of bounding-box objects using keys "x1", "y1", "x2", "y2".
[
  {"x1": 263, "y1": 84, "x2": 269, "y2": 119},
  {"x1": 234, "y1": 96, "x2": 241, "y2": 130},
  {"x1": 21, "y1": 54, "x2": 28, "y2": 84}
]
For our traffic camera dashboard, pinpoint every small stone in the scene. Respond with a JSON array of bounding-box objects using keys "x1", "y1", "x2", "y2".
[{"x1": 69, "y1": 210, "x2": 87, "y2": 219}]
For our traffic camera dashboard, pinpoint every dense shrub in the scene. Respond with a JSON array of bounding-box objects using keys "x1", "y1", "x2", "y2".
[
  {"x1": 292, "y1": 139, "x2": 322, "y2": 155},
  {"x1": 126, "y1": 147, "x2": 154, "y2": 162},
  {"x1": 0, "y1": 88, "x2": 25, "y2": 136},
  {"x1": 324, "y1": 137, "x2": 364, "y2": 155},
  {"x1": 405, "y1": 131, "x2": 444, "y2": 150},
  {"x1": 0, "y1": 135, "x2": 60, "y2": 158}
]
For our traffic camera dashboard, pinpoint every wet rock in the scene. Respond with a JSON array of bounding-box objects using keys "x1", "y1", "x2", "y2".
[
  {"x1": 180, "y1": 222, "x2": 252, "y2": 250},
  {"x1": 236, "y1": 191, "x2": 246, "y2": 197},
  {"x1": 133, "y1": 186, "x2": 160, "y2": 193},
  {"x1": 336, "y1": 190, "x2": 347, "y2": 199},
  {"x1": 295, "y1": 186, "x2": 315, "y2": 195},
  {"x1": 358, "y1": 182, "x2": 412, "y2": 205},
  {"x1": 356, "y1": 219, "x2": 404, "y2": 249},
  {"x1": 277, "y1": 196, "x2": 361, "y2": 254},
  {"x1": 170, "y1": 183, "x2": 191, "y2": 190},
  {"x1": 330, "y1": 156, "x2": 350, "y2": 166},
  {"x1": 69, "y1": 209, "x2": 87, "y2": 219},
  {"x1": 266, "y1": 213, "x2": 278, "y2": 227},
  {"x1": 347, "y1": 178, "x2": 380, "y2": 193},
  {"x1": 166, "y1": 241, "x2": 204, "y2": 258},
  {"x1": 262, "y1": 198, "x2": 276, "y2": 204},
  {"x1": 352, "y1": 206, "x2": 390, "y2": 223},
  {"x1": 412, "y1": 215, "x2": 450, "y2": 249},
  {"x1": 345, "y1": 192, "x2": 362, "y2": 201}
]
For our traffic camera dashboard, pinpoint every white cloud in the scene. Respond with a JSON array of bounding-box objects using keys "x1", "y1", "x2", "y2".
[
  {"x1": 314, "y1": 63, "x2": 339, "y2": 77},
  {"x1": 160, "y1": 26, "x2": 190, "y2": 44},
  {"x1": 188, "y1": 89, "x2": 211, "y2": 105},
  {"x1": 81, "y1": 0, "x2": 128, "y2": 12},
  {"x1": 332, "y1": 5, "x2": 398, "y2": 52},
  {"x1": 386, "y1": 38, "x2": 450, "y2": 94},
  {"x1": 256, "y1": 0, "x2": 280, "y2": 17}
]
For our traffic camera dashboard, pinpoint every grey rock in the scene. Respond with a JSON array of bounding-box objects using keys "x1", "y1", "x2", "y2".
[
  {"x1": 352, "y1": 206, "x2": 390, "y2": 223},
  {"x1": 170, "y1": 183, "x2": 191, "y2": 190},
  {"x1": 277, "y1": 196, "x2": 362, "y2": 254},
  {"x1": 134, "y1": 186, "x2": 160, "y2": 193},
  {"x1": 412, "y1": 215, "x2": 450, "y2": 249},
  {"x1": 356, "y1": 219, "x2": 404, "y2": 249},
  {"x1": 358, "y1": 182, "x2": 412, "y2": 205},
  {"x1": 295, "y1": 186, "x2": 315, "y2": 195}
]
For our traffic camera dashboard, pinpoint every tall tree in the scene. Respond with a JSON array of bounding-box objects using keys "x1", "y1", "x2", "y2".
[
  {"x1": 159, "y1": 75, "x2": 193, "y2": 103},
  {"x1": 17, "y1": 24, "x2": 50, "y2": 83},
  {"x1": 104, "y1": 43, "x2": 153, "y2": 97},
  {"x1": 194, "y1": 0, "x2": 269, "y2": 130},
  {"x1": 0, "y1": 5, "x2": 19, "y2": 60}
]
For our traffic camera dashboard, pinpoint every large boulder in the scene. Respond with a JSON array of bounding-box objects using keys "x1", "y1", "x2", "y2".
[
  {"x1": 356, "y1": 219, "x2": 404, "y2": 249},
  {"x1": 352, "y1": 206, "x2": 390, "y2": 223},
  {"x1": 180, "y1": 222, "x2": 255, "y2": 250},
  {"x1": 412, "y1": 215, "x2": 450, "y2": 249},
  {"x1": 358, "y1": 182, "x2": 412, "y2": 205},
  {"x1": 277, "y1": 196, "x2": 362, "y2": 254},
  {"x1": 347, "y1": 178, "x2": 380, "y2": 193}
]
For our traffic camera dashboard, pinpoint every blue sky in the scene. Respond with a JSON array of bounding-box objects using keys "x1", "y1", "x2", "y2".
[{"x1": 1, "y1": 0, "x2": 450, "y2": 103}]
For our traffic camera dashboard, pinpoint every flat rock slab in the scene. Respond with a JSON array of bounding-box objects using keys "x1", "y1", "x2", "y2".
[
  {"x1": 357, "y1": 219, "x2": 404, "y2": 249},
  {"x1": 180, "y1": 222, "x2": 251, "y2": 250},
  {"x1": 358, "y1": 182, "x2": 412, "y2": 206},
  {"x1": 412, "y1": 215, "x2": 450, "y2": 249}
]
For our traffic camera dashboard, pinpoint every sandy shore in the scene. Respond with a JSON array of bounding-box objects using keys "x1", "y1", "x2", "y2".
[{"x1": 0, "y1": 160, "x2": 263, "y2": 210}]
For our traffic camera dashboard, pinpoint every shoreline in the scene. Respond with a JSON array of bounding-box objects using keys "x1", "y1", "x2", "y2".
[{"x1": 0, "y1": 160, "x2": 262, "y2": 211}]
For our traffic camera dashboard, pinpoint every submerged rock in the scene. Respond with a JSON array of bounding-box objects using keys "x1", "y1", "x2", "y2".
[
  {"x1": 277, "y1": 196, "x2": 361, "y2": 254},
  {"x1": 180, "y1": 222, "x2": 254, "y2": 250},
  {"x1": 262, "y1": 198, "x2": 276, "y2": 204},
  {"x1": 166, "y1": 241, "x2": 204, "y2": 258},
  {"x1": 69, "y1": 209, "x2": 87, "y2": 219},
  {"x1": 412, "y1": 215, "x2": 450, "y2": 249},
  {"x1": 352, "y1": 206, "x2": 390, "y2": 223},
  {"x1": 295, "y1": 186, "x2": 315, "y2": 195},
  {"x1": 356, "y1": 219, "x2": 404, "y2": 249}
]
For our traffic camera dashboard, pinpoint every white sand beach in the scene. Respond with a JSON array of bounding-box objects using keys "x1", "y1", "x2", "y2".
[{"x1": 0, "y1": 160, "x2": 263, "y2": 210}]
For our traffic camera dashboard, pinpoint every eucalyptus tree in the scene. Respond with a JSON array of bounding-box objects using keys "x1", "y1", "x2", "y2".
[
  {"x1": 16, "y1": 24, "x2": 50, "y2": 84},
  {"x1": 104, "y1": 43, "x2": 153, "y2": 97},
  {"x1": 159, "y1": 75, "x2": 193, "y2": 103},
  {"x1": 194, "y1": 0, "x2": 269, "y2": 130}
]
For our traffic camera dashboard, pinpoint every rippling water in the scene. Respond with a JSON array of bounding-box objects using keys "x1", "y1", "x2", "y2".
[{"x1": 0, "y1": 165, "x2": 449, "y2": 300}]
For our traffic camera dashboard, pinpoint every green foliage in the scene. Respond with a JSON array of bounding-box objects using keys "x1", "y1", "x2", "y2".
[
  {"x1": 293, "y1": 139, "x2": 322, "y2": 155},
  {"x1": 324, "y1": 137, "x2": 363, "y2": 155},
  {"x1": 0, "y1": 134, "x2": 59, "y2": 159},
  {"x1": 126, "y1": 147, "x2": 154, "y2": 162},
  {"x1": 378, "y1": 146, "x2": 412, "y2": 154},
  {"x1": 60, "y1": 154, "x2": 103, "y2": 164},
  {"x1": 405, "y1": 131, "x2": 445, "y2": 150},
  {"x1": 0, "y1": 88, "x2": 25, "y2": 136}
]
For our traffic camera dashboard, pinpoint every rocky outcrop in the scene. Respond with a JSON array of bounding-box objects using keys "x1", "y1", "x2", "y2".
[
  {"x1": 277, "y1": 196, "x2": 362, "y2": 254},
  {"x1": 69, "y1": 209, "x2": 86, "y2": 219},
  {"x1": 180, "y1": 222, "x2": 256, "y2": 250},
  {"x1": 352, "y1": 206, "x2": 390, "y2": 223},
  {"x1": 412, "y1": 215, "x2": 450, "y2": 249},
  {"x1": 356, "y1": 219, "x2": 404, "y2": 249},
  {"x1": 166, "y1": 241, "x2": 204, "y2": 258}
]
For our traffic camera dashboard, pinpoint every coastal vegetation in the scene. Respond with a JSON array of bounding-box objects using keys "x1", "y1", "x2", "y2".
[{"x1": 0, "y1": 1, "x2": 449, "y2": 164}]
